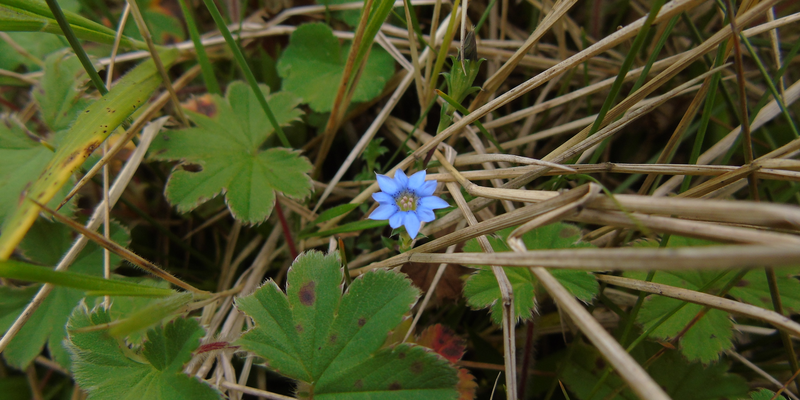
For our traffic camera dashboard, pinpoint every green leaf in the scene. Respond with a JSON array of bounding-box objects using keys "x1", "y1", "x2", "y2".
[
  {"x1": 35, "y1": 51, "x2": 92, "y2": 133},
  {"x1": 560, "y1": 343, "x2": 748, "y2": 400},
  {"x1": 67, "y1": 307, "x2": 222, "y2": 400},
  {"x1": 0, "y1": 260, "x2": 176, "y2": 297},
  {"x1": 0, "y1": 32, "x2": 64, "y2": 71},
  {"x1": 0, "y1": 219, "x2": 133, "y2": 369},
  {"x1": 149, "y1": 81, "x2": 311, "y2": 224},
  {"x1": 628, "y1": 236, "x2": 800, "y2": 363},
  {"x1": 629, "y1": 270, "x2": 735, "y2": 364},
  {"x1": 729, "y1": 267, "x2": 800, "y2": 313},
  {"x1": 748, "y1": 389, "x2": 786, "y2": 400},
  {"x1": 277, "y1": 23, "x2": 394, "y2": 112},
  {"x1": 0, "y1": 52, "x2": 90, "y2": 224},
  {"x1": 92, "y1": 278, "x2": 173, "y2": 344},
  {"x1": 235, "y1": 250, "x2": 459, "y2": 399},
  {"x1": 463, "y1": 223, "x2": 599, "y2": 324},
  {"x1": 0, "y1": 117, "x2": 72, "y2": 226},
  {"x1": 0, "y1": 0, "x2": 143, "y2": 48},
  {"x1": 0, "y1": 50, "x2": 179, "y2": 260}
]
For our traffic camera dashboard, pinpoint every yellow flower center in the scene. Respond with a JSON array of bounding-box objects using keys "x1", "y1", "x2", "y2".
[{"x1": 396, "y1": 192, "x2": 417, "y2": 212}]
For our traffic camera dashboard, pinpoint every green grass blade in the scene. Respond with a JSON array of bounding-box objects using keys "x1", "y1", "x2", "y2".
[
  {"x1": 177, "y1": 0, "x2": 220, "y2": 95},
  {"x1": 0, "y1": 50, "x2": 180, "y2": 260},
  {"x1": 107, "y1": 293, "x2": 194, "y2": 338},
  {"x1": 0, "y1": 260, "x2": 176, "y2": 297},
  {"x1": 43, "y1": 0, "x2": 106, "y2": 94},
  {"x1": 0, "y1": 0, "x2": 145, "y2": 49},
  {"x1": 585, "y1": 0, "x2": 666, "y2": 139},
  {"x1": 738, "y1": 33, "x2": 799, "y2": 138},
  {"x1": 680, "y1": 43, "x2": 726, "y2": 193},
  {"x1": 299, "y1": 220, "x2": 389, "y2": 239}
]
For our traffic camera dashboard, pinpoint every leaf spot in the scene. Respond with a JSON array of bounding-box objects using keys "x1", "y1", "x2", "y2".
[
  {"x1": 388, "y1": 382, "x2": 401, "y2": 391},
  {"x1": 353, "y1": 379, "x2": 363, "y2": 389},
  {"x1": 181, "y1": 163, "x2": 203, "y2": 173},
  {"x1": 357, "y1": 317, "x2": 366, "y2": 327},
  {"x1": 410, "y1": 360, "x2": 423, "y2": 374},
  {"x1": 299, "y1": 281, "x2": 316, "y2": 306},
  {"x1": 295, "y1": 324, "x2": 303, "y2": 333}
]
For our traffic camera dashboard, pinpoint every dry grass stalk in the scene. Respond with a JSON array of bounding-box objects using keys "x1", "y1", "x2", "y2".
[
  {"x1": 437, "y1": 148, "x2": 518, "y2": 397},
  {"x1": 505, "y1": 200, "x2": 670, "y2": 400}
]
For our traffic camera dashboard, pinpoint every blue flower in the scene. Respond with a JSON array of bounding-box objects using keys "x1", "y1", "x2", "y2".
[{"x1": 368, "y1": 170, "x2": 450, "y2": 238}]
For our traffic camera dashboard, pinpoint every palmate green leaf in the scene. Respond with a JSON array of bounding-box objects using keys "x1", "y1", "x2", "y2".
[
  {"x1": 235, "y1": 250, "x2": 459, "y2": 399},
  {"x1": 67, "y1": 307, "x2": 222, "y2": 400},
  {"x1": 628, "y1": 236, "x2": 800, "y2": 363},
  {"x1": 560, "y1": 342, "x2": 748, "y2": 400},
  {"x1": 277, "y1": 23, "x2": 395, "y2": 112},
  {"x1": 149, "y1": 81, "x2": 311, "y2": 224},
  {"x1": 462, "y1": 223, "x2": 599, "y2": 324},
  {"x1": 628, "y1": 269, "x2": 735, "y2": 364},
  {"x1": 0, "y1": 219, "x2": 130, "y2": 369}
]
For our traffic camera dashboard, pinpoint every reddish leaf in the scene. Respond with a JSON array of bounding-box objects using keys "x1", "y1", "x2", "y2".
[
  {"x1": 416, "y1": 324, "x2": 465, "y2": 364},
  {"x1": 414, "y1": 325, "x2": 475, "y2": 400},
  {"x1": 401, "y1": 262, "x2": 470, "y2": 302},
  {"x1": 457, "y1": 368, "x2": 478, "y2": 400}
]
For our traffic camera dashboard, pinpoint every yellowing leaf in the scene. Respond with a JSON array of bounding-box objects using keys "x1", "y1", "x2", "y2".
[{"x1": 0, "y1": 50, "x2": 178, "y2": 260}]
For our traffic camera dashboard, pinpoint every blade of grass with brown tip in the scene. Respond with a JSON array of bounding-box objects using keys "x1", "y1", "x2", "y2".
[{"x1": 0, "y1": 50, "x2": 179, "y2": 260}]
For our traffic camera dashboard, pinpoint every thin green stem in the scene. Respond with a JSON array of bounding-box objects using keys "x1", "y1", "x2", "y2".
[
  {"x1": 178, "y1": 0, "x2": 221, "y2": 95},
  {"x1": 585, "y1": 0, "x2": 666, "y2": 139},
  {"x1": 44, "y1": 0, "x2": 108, "y2": 95},
  {"x1": 436, "y1": 89, "x2": 504, "y2": 152},
  {"x1": 738, "y1": 33, "x2": 800, "y2": 138},
  {"x1": 680, "y1": 42, "x2": 727, "y2": 193},
  {"x1": 200, "y1": 0, "x2": 291, "y2": 148},
  {"x1": 587, "y1": 12, "x2": 679, "y2": 167}
]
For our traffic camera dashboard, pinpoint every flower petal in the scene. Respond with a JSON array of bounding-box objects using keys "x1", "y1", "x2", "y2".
[
  {"x1": 417, "y1": 180, "x2": 437, "y2": 197},
  {"x1": 404, "y1": 211, "x2": 420, "y2": 238},
  {"x1": 369, "y1": 204, "x2": 397, "y2": 220},
  {"x1": 389, "y1": 211, "x2": 406, "y2": 229},
  {"x1": 407, "y1": 170, "x2": 426, "y2": 191},
  {"x1": 394, "y1": 169, "x2": 409, "y2": 189},
  {"x1": 372, "y1": 192, "x2": 394, "y2": 204},
  {"x1": 416, "y1": 207, "x2": 435, "y2": 222},
  {"x1": 376, "y1": 173, "x2": 399, "y2": 195},
  {"x1": 420, "y1": 196, "x2": 450, "y2": 210}
]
